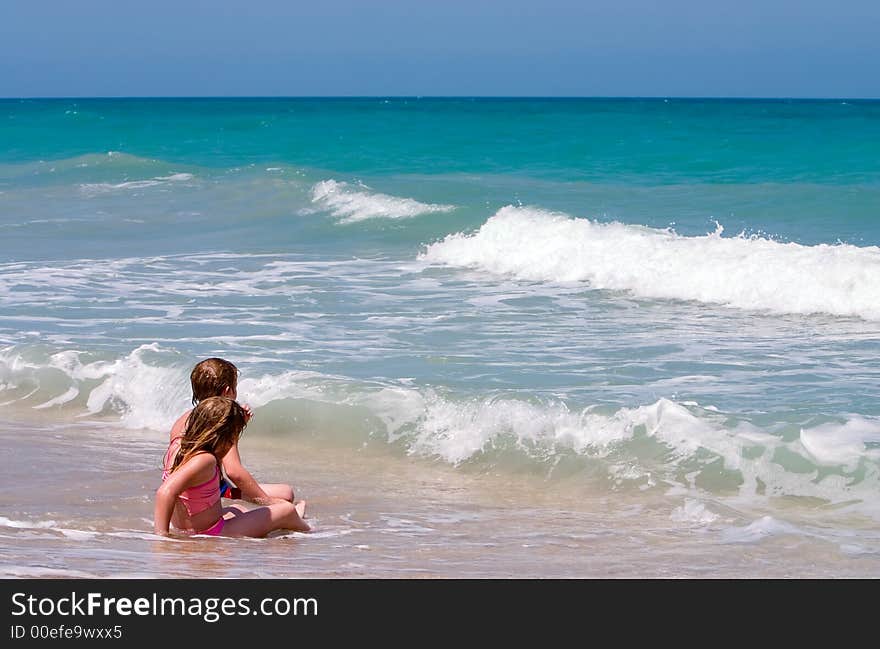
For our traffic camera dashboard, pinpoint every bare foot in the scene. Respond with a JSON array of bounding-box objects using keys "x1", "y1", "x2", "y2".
[{"x1": 295, "y1": 500, "x2": 307, "y2": 519}]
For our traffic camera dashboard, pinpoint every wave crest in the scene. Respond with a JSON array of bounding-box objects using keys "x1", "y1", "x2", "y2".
[
  {"x1": 309, "y1": 180, "x2": 454, "y2": 223},
  {"x1": 3, "y1": 346, "x2": 878, "y2": 512},
  {"x1": 420, "y1": 206, "x2": 880, "y2": 320}
]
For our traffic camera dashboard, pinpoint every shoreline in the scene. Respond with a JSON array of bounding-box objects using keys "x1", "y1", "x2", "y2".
[{"x1": 2, "y1": 412, "x2": 879, "y2": 578}]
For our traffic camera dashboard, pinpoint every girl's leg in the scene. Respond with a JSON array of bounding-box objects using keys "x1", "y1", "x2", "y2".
[
  {"x1": 260, "y1": 482, "x2": 295, "y2": 502},
  {"x1": 221, "y1": 504, "x2": 249, "y2": 522},
  {"x1": 220, "y1": 501, "x2": 310, "y2": 537}
]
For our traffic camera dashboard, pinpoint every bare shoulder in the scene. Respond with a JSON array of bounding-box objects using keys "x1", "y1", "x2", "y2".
[
  {"x1": 169, "y1": 408, "x2": 193, "y2": 440},
  {"x1": 176, "y1": 452, "x2": 217, "y2": 484}
]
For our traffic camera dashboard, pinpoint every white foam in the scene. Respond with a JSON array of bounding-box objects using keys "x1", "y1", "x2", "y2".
[
  {"x1": 155, "y1": 173, "x2": 193, "y2": 181},
  {"x1": 94, "y1": 530, "x2": 158, "y2": 540},
  {"x1": 337, "y1": 388, "x2": 880, "y2": 510},
  {"x1": 670, "y1": 499, "x2": 720, "y2": 525},
  {"x1": 25, "y1": 343, "x2": 880, "y2": 503},
  {"x1": 80, "y1": 179, "x2": 164, "y2": 192},
  {"x1": 299, "y1": 528, "x2": 359, "y2": 540},
  {"x1": 378, "y1": 516, "x2": 435, "y2": 534},
  {"x1": 79, "y1": 172, "x2": 194, "y2": 194},
  {"x1": 237, "y1": 369, "x2": 348, "y2": 408},
  {"x1": 720, "y1": 516, "x2": 802, "y2": 543},
  {"x1": 310, "y1": 179, "x2": 454, "y2": 223},
  {"x1": 33, "y1": 386, "x2": 79, "y2": 409},
  {"x1": 83, "y1": 344, "x2": 190, "y2": 430},
  {"x1": 0, "y1": 517, "x2": 58, "y2": 529},
  {"x1": 385, "y1": 392, "x2": 756, "y2": 470},
  {"x1": 798, "y1": 416, "x2": 880, "y2": 470},
  {"x1": 2, "y1": 347, "x2": 879, "y2": 511},
  {"x1": 420, "y1": 206, "x2": 880, "y2": 321},
  {"x1": 56, "y1": 528, "x2": 99, "y2": 540},
  {"x1": 234, "y1": 372, "x2": 706, "y2": 470},
  {"x1": 0, "y1": 344, "x2": 189, "y2": 430},
  {"x1": 0, "y1": 254, "x2": 400, "y2": 308}
]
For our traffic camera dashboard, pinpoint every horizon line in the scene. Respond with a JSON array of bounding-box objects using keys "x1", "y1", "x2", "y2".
[{"x1": 1, "y1": 95, "x2": 878, "y2": 102}]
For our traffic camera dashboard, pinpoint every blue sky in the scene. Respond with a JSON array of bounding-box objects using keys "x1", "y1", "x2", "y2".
[{"x1": 1, "y1": 1, "x2": 877, "y2": 97}]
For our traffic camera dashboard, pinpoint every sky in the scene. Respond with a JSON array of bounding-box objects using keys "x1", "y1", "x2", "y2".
[{"x1": 1, "y1": 0, "x2": 878, "y2": 98}]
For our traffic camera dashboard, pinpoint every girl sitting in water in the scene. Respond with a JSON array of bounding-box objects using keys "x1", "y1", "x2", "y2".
[
  {"x1": 154, "y1": 396, "x2": 310, "y2": 537},
  {"x1": 171, "y1": 357, "x2": 296, "y2": 506}
]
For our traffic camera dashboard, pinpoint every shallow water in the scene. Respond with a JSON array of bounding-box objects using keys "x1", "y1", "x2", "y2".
[
  {"x1": 2, "y1": 98, "x2": 879, "y2": 577},
  {"x1": 2, "y1": 409, "x2": 878, "y2": 579}
]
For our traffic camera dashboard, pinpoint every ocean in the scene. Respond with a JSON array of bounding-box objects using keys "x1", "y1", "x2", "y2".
[{"x1": 1, "y1": 97, "x2": 879, "y2": 578}]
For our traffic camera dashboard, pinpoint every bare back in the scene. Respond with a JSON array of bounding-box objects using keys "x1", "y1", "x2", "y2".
[{"x1": 169, "y1": 408, "x2": 192, "y2": 442}]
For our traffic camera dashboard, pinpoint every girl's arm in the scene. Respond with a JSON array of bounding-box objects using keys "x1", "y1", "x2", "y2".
[
  {"x1": 221, "y1": 443, "x2": 280, "y2": 505},
  {"x1": 154, "y1": 454, "x2": 215, "y2": 535}
]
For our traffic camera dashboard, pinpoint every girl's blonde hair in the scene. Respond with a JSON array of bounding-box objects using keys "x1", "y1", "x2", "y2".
[{"x1": 168, "y1": 396, "x2": 248, "y2": 474}]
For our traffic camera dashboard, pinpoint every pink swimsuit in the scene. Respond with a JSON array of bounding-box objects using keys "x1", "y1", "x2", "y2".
[{"x1": 163, "y1": 438, "x2": 225, "y2": 536}]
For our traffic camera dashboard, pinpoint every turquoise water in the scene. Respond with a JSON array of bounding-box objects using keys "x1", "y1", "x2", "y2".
[{"x1": 1, "y1": 98, "x2": 880, "y2": 564}]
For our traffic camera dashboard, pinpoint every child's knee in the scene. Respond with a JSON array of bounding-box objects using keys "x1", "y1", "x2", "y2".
[
  {"x1": 275, "y1": 500, "x2": 296, "y2": 513},
  {"x1": 275, "y1": 501, "x2": 298, "y2": 520},
  {"x1": 265, "y1": 483, "x2": 294, "y2": 502},
  {"x1": 282, "y1": 484, "x2": 295, "y2": 502}
]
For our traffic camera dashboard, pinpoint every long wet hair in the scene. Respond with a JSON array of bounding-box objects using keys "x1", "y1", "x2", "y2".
[
  {"x1": 190, "y1": 358, "x2": 239, "y2": 406},
  {"x1": 167, "y1": 396, "x2": 248, "y2": 475}
]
